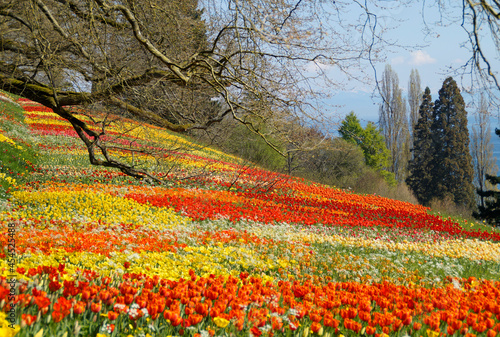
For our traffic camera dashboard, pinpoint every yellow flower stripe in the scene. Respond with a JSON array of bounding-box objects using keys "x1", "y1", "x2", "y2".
[
  {"x1": 0, "y1": 173, "x2": 17, "y2": 187},
  {"x1": 11, "y1": 244, "x2": 288, "y2": 283},
  {"x1": 0, "y1": 133, "x2": 22, "y2": 150},
  {"x1": 25, "y1": 110, "x2": 239, "y2": 163},
  {"x1": 6, "y1": 187, "x2": 190, "y2": 229},
  {"x1": 284, "y1": 230, "x2": 500, "y2": 262}
]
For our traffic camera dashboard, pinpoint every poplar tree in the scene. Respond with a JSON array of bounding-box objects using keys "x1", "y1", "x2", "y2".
[
  {"x1": 406, "y1": 87, "x2": 435, "y2": 205},
  {"x1": 408, "y1": 69, "x2": 422, "y2": 146},
  {"x1": 378, "y1": 65, "x2": 410, "y2": 183},
  {"x1": 431, "y1": 77, "x2": 475, "y2": 208}
]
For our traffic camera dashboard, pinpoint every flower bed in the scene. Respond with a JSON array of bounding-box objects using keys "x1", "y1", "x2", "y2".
[{"x1": 0, "y1": 98, "x2": 499, "y2": 336}]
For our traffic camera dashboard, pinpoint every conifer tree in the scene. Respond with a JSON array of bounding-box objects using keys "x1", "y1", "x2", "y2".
[
  {"x1": 471, "y1": 94, "x2": 498, "y2": 209},
  {"x1": 339, "y1": 112, "x2": 394, "y2": 184},
  {"x1": 431, "y1": 77, "x2": 475, "y2": 208},
  {"x1": 474, "y1": 129, "x2": 500, "y2": 226},
  {"x1": 406, "y1": 87, "x2": 435, "y2": 205}
]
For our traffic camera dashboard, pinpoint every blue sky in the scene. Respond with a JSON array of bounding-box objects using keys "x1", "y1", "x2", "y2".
[
  {"x1": 323, "y1": 1, "x2": 500, "y2": 171},
  {"x1": 329, "y1": 1, "x2": 495, "y2": 124}
]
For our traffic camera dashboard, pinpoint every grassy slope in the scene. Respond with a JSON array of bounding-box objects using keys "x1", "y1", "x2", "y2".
[{"x1": 1, "y1": 94, "x2": 500, "y2": 337}]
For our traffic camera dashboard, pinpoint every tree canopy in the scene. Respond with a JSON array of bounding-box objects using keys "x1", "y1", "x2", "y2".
[
  {"x1": 406, "y1": 87, "x2": 435, "y2": 205},
  {"x1": 474, "y1": 128, "x2": 500, "y2": 226},
  {"x1": 0, "y1": 0, "x2": 395, "y2": 181},
  {"x1": 408, "y1": 80, "x2": 476, "y2": 209},
  {"x1": 431, "y1": 77, "x2": 475, "y2": 208},
  {"x1": 338, "y1": 112, "x2": 394, "y2": 185}
]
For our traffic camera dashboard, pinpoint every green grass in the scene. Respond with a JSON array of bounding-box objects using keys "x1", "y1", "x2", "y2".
[{"x1": 0, "y1": 100, "x2": 39, "y2": 198}]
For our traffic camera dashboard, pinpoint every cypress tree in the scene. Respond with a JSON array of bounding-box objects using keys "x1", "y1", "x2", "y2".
[
  {"x1": 431, "y1": 77, "x2": 475, "y2": 208},
  {"x1": 406, "y1": 87, "x2": 435, "y2": 205}
]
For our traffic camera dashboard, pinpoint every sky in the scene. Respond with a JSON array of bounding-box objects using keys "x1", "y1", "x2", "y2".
[
  {"x1": 321, "y1": 1, "x2": 500, "y2": 172},
  {"x1": 328, "y1": 1, "x2": 499, "y2": 125}
]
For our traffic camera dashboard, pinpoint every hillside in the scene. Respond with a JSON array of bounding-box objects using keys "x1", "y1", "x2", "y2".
[{"x1": 0, "y1": 94, "x2": 500, "y2": 337}]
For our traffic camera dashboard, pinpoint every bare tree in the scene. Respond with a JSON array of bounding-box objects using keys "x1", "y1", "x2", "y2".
[
  {"x1": 471, "y1": 93, "x2": 498, "y2": 208},
  {"x1": 408, "y1": 68, "x2": 422, "y2": 145},
  {"x1": 0, "y1": 0, "x2": 394, "y2": 182},
  {"x1": 461, "y1": 1, "x2": 500, "y2": 95},
  {"x1": 427, "y1": 1, "x2": 500, "y2": 106},
  {"x1": 378, "y1": 64, "x2": 410, "y2": 183}
]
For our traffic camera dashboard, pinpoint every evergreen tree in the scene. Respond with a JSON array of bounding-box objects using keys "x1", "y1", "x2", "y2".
[
  {"x1": 431, "y1": 77, "x2": 475, "y2": 208},
  {"x1": 406, "y1": 87, "x2": 435, "y2": 205},
  {"x1": 474, "y1": 129, "x2": 500, "y2": 226},
  {"x1": 471, "y1": 94, "x2": 498, "y2": 209},
  {"x1": 339, "y1": 112, "x2": 366, "y2": 147},
  {"x1": 339, "y1": 112, "x2": 395, "y2": 184}
]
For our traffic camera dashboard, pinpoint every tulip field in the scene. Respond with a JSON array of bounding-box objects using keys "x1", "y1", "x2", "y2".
[{"x1": 1, "y1": 92, "x2": 500, "y2": 337}]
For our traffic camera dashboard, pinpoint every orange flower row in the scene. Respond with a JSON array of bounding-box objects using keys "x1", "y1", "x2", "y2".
[{"x1": 4, "y1": 266, "x2": 500, "y2": 336}]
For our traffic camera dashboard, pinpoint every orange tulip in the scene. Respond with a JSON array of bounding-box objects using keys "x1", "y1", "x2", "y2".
[
  {"x1": 195, "y1": 302, "x2": 209, "y2": 316},
  {"x1": 487, "y1": 329, "x2": 497, "y2": 337},
  {"x1": 311, "y1": 322, "x2": 322, "y2": 334},
  {"x1": 90, "y1": 301, "x2": 102, "y2": 313},
  {"x1": 188, "y1": 314, "x2": 203, "y2": 326},
  {"x1": 99, "y1": 290, "x2": 111, "y2": 301},
  {"x1": 51, "y1": 310, "x2": 65, "y2": 323},
  {"x1": 107, "y1": 311, "x2": 119, "y2": 320},
  {"x1": 170, "y1": 312, "x2": 183, "y2": 326},
  {"x1": 73, "y1": 301, "x2": 86, "y2": 315},
  {"x1": 366, "y1": 326, "x2": 376, "y2": 335},
  {"x1": 21, "y1": 314, "x2": 36, "y2": 326}
]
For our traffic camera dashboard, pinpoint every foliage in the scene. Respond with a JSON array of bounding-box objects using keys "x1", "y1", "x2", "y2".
[
  {"x1": 339, "y1": 112, "x2": 394, "y2": 185},
  {"x1": 1, "y1": 97, "x2": 500, "y2": 337},
  {"x1": 216, "y1": 122, "x2": 286, "y2": 171},
  {"x1": 298, "y1": 137, "x2": 367, "y2": 188},
  {"x1": 474, "y1": 130, "x2": 500, "y2": 226},
  {"x1": 431, "y1": 77, "x2": 475, "y2": 210},
  {"x1": 471, "y1": 94, "x2": 498, "y2": 209},
  {"x1": 0, "y1": 98, "x2": 38, "y2": 199},
  {"x1": 407, "y1": 87, "x2": 436, "y2": 206}
]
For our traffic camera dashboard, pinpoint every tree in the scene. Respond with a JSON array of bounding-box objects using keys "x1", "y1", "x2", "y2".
[
  {"x1": 406, "y1": 87, "x2": 435, "y2": 205},
  {"x1": 474, "y1": 129, "x2": 500, "y2": 226},
  {"x1": 408, "y1": 69, "x2": 422, "y2": 146},
  {"x1": 431, "y1": 77, "x2": 475, "y2": 209},
  {"x1": 378, "y1": 64, "x2": 410, "y2": 183},
  {"x1": 338, "y1": 112, "x2": 366, "y2": 148},
  {"x1": 471, "y1": 94, "x2": 498, "y2": 209},
  {"x1": 0, "y1": 0, "x2": 391, "y2": 182},
  {"x1": 339, "y1": 112, "x2": 394, "y2": 185},
  {"x1": 300, "y1": 138, "x2": 367, "y2": 187},
  {"x1": 458, "y1": 1, "x2": 500, "y2": 102}
]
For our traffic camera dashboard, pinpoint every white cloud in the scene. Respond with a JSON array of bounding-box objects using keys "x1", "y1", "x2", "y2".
[
  {"x1": 391, "y1": 56, "x2": 405, "y2": 65},
  {"x1": 409, "y1": 50, "x2": 436, "y2": 65},
  {"x1": 304, "y1": 61, "x2": 334, "y2": 74}
]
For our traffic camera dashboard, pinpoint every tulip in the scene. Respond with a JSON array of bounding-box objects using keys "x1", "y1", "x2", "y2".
[
  {"x1": 311, "y1": 322, "x2": 322, "y2": 334},
  {"x1": 73, "y1": 301, "x2": 86, "y2": 315},
  {"x1": 107, "y1": 311, "x2": 119, "y2": 320},
  {"x1": 90, "y1": 302, "x2": 102, "y2": 313}
]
